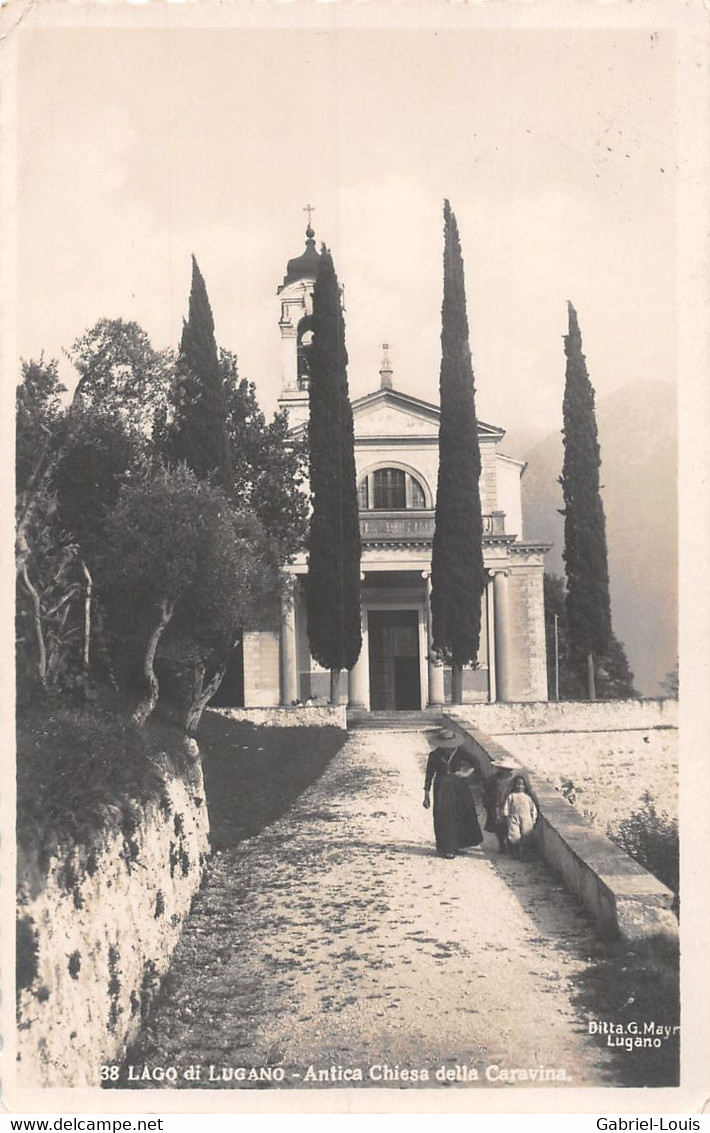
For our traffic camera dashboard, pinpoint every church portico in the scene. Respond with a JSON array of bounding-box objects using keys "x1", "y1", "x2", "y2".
[
  {"x1": 263, "y1": 544, "x2": 547, "y2": 713},
  {"x1": 283, "y1": 561, "x2": 505, "y2": 710},
  {"x1": 286, "y1": 566, "x2": 431, "y2": 709}
]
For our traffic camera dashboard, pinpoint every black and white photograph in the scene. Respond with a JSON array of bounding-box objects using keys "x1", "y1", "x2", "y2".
[{"x1": 4, "y1": 0, "x2": 709, "y2": 1115}]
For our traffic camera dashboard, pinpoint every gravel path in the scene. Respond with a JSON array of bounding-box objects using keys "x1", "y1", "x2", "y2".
[{"x1": 124, "y1": 730, "x2": 618, "y2": 1091}]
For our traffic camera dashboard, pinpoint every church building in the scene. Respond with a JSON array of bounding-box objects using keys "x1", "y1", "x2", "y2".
[{"x1": 239, "y1": 224, "x2": 550, "y2": 710}]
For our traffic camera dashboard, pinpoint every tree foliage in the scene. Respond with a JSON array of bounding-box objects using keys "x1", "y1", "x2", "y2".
[
  {"x1": 16, "y1": 328, "x2": 168, "y2": 700},
  {"x1": 660, "y1": 664, "x2": 679, "y2": 699},
  {"x1": 17, "y1": 285, "x2": 307, "y2": 725},
  {"x1": 221, "y1": 350, "x2": 308, "y2": 560},
  {"x1": 160, "y1": 503, "x2": 277, "y2": 672},
  {"x1": 16, "y1": 506, "x2": 88, "y2": 698},
  {"x1": 163, "y1": 503, "x2": 278, "y2": 735},
  {"x1": 98, "y1": 464, "x2": 272, "y2": 726},
  {"x1": 430, "y1": 200, "x2": 486, "y2": 699},
  {"x1": 54, "y1": 411, "x2": 146, "y2": 573},
  {"x1": 164, "y1": 257, "x2": 232, "y2": 490},
  {"x1": 154, "y1": 267, "x2": 306, "y2": 719},
  {"x1": 69, "y1": 318, "x2": 174, "y2": 434},
  {"x1": 544, "y1": 572, "x2": 636, "y2": 699},
  {"x1": 559, "y1": 302, "x2": 613, "y2": 696},
  {"x1": 16, "y1": 356, "x2": 66, "y2": 494},
  {"x1": 608, "y1": 792, "x2": 678, "y2": 895},
  {"x1": 305, "y1": 248, "x2": 362, "y2": 685},
  {"x1": 594, "y1": 635, "x2": 638, "y2": 700},
  {"x1": 15, "y1": 359, "x2": 88, "y2": 698}
]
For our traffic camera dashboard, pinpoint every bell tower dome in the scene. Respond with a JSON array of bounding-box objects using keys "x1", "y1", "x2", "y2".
[{"x1": 277, "y1": 209, "x2": 321, "y2": 429}]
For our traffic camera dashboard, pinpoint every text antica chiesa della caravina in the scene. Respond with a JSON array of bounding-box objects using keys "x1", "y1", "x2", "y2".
[
  {"x1": 106, "y1": 1021, "x2": 680, "y2": 1086},
  {"x1": 111, "y1": 1062, "x2": 568, "y2": 1085}
]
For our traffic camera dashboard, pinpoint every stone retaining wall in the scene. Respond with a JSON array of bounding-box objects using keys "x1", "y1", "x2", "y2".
[
  {"x1": 208, "y1": 705, "x2": 347, "y2": 728},
  {"x1": 448, "y1": 700, "x2": 678, "y2": 835},
  {"x1": 445, "y1": 718, "x2": 678, "y2": 945},
  {"x1": 16, "y1": 754, "x2": 210, "y2": 1088}
]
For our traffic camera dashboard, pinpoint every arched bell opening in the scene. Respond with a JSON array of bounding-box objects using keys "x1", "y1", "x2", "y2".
[{"x1": 296, "y1": 315, "x2": 313, "y2": 391}]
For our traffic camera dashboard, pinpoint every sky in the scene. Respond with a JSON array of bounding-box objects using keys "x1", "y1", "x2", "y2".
[{"x1": 13, "y1": 11, "x2": 677, "y2": 446}]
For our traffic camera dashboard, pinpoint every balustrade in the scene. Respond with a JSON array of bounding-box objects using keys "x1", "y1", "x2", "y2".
[{"x1": 359, "y1": 510, "x2": 505, "y2": 541}]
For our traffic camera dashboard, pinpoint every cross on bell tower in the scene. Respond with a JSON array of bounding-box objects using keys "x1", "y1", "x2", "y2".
[{"x1": 380, "y1": 342, "x2": 394, "y2": 390}]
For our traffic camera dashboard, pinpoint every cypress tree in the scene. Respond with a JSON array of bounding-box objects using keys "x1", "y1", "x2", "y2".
[
  {"x1": 559, "y1": 301, "x2": 613, "y2": 698},
  {"x1": 431, "y1": 200, "x2": 486, "y2": 704},
  {"x1": 305, "y1": 247, "x2": 362, "y2": 701},
  {"x1": 168, "y1": 256, "x2": 232, "y2": 490}
]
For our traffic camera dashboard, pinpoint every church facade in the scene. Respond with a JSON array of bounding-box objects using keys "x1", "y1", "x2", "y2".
[{"x1": 240, "y1": 226, "x2": 550, "y2": 710}]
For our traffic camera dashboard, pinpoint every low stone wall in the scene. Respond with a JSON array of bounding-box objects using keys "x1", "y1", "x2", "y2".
[
  {"x1": 208, "y1": 705, "x2": 347, "y2": 729},
  {"x1": 450, "y1": 698, "x2": 677, "y2": 735},
  {"x1": 445, "y1": 718, "x2": 678, "y2": 945},
  {"x1": 448, "y1": 700, "x2": 678, "y2": 833},
  {"x1": 16, "y1": 755, "x2": 210, "y2": 1088}
]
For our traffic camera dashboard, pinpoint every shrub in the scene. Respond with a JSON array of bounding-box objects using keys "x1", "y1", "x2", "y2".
[
  {"x1": 574, "y1": 933, "x2": 679, "y2": 1087},
  {"x1": 607, "y1": 792, "x2": 678, "y2": 894},
  {"x1": 16, "y1": 698, "x2": 187, "y2": 866}
]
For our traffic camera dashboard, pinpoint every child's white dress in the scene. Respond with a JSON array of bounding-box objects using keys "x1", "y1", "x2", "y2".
[{"x1": 502, "y1": 790, "x2": 538, "y2": 844}]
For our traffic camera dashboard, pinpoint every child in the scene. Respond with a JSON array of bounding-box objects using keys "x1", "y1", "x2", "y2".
[
  {"x1": 483, "y1": 763, "x2": 516, "y2": 853},
  {"x1": 502, "y1": 775, "x2": 538, "y2": 856}
]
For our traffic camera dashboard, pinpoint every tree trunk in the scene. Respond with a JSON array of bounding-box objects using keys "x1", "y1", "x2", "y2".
[
  {"x1": 184, "y1": 658, "x2": 230, "y2": 738},
  {"x1": 330, "y1": 668, "x2": 341, "y2": 705},
  {"x1": 20, "y1": 563, "x2": 47, "y2": 685},
  {"x1": 15, "y1": 444, "x2": 66, "y2": 690},
  {"x1": 451, "y1": 663, "x2": 463, "y2": 705},
  {"x1": 16, "y1": 437, "x2": 56, "y2": 547},
  {"x1": 132, "y1": 598, "x2": 174, "y2": 727},
  {"x1": 81, "y1": 560, "x2": 92, "y2": 671},
  {"x1": 587, "y1": 651, "x2": 596, "y2": 700}
]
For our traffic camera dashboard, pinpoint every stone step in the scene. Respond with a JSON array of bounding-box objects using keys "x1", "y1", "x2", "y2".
[{"x1": 347, "y1": 710, "x2": 446, "y2": 732}]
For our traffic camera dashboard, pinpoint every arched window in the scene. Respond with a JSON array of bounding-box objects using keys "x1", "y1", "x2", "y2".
[
  {"x1": 410, "y1": 477, "x2": 426, "y2": 509},
  {"x1": 373, "y1": 468, "x2": 405, "y2": 509},
  {"x1": 358, "y1": 467, "x2": 428, "y2": 510},
  {"x1": 296, "y1": 316, "x2": 313, "y2": 390}
]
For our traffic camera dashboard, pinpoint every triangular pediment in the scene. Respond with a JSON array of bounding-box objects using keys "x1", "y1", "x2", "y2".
[
  {"x1": 352, "y1": 389, "x2": 439, "y2": 438},
  {"x1": 352, "y1": 388, "x2": 504, "y2": 441},
  {"x1": 288, "y1": 386, "x2": 505, "y2": 441}
]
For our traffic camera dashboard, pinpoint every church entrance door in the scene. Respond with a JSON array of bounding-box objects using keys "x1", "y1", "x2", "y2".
[{"x1": 368, "y1": 609, "x2": 421, "y2": 710}]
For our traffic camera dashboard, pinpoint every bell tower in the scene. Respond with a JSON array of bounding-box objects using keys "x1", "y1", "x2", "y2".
[{"x1": 277, "y1": 207, "x2": 321, "y2": 430}]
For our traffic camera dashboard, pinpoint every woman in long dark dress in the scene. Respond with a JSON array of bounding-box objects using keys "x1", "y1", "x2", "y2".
[{"x1": 423, "y1": 729, "x2": 483, "y2": 858}]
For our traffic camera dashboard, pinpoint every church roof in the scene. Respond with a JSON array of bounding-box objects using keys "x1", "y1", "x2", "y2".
[{"x1": 279, "y1": 224, "x2": 321, "y2": 290}]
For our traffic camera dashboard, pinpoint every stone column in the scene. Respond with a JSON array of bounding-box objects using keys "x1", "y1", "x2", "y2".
[
  {"x1": 492, "y1": 569, "x2": 513, "y2": 702},
  {"x1": 486, "y1": 577, "x2": 497, "y2": 703},
  {"x1": 423, "y1": 572, "x2": 445, "y2": 706},
  {"x1": 279, "y1": 590, "x2": 298, "y2": 706},
  {"x1": 348, "y1": 613, "x2": 369, "y2": 709}
]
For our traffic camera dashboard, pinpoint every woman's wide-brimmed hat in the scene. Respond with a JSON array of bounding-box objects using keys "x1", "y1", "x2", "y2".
[{"x1": 427, "y1": 727, "x2": 459, "y2": 748}]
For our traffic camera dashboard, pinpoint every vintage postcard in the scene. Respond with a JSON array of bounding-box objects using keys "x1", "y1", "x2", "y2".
[{"x1": 3, "y1": 0, "x2": 709, "y2": 1117}]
